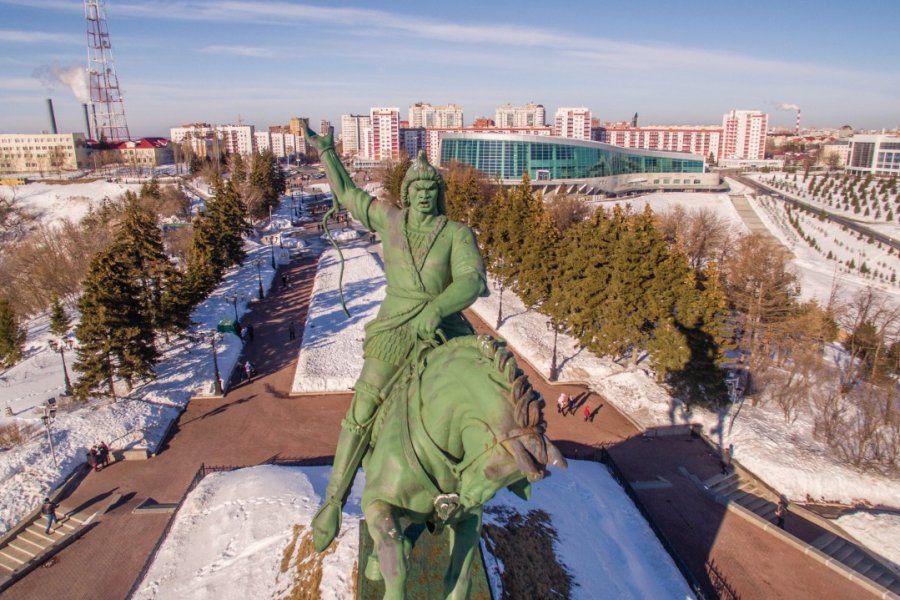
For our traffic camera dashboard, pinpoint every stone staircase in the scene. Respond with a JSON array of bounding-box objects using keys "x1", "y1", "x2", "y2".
[
  {"x1": 0, "y1": 506, "x2": 92, "y2": 591},
  {"x1": 702, "y1": 471, "x2": 900, "y2": 598},
  {"x1": 702, "y1": 471, "x2": 780, "y2": 523},
  {"x1": 811, "y1": 532, "x2": 900, "y2": 596}
]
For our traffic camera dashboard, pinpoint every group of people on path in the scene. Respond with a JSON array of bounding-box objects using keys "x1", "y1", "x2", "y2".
[
  {"x1": 557, "y1": 393, "x2": 599, "y2": 422},
  {"x1": 86, "y1": 441, "x2": 110, "y2": 472}
]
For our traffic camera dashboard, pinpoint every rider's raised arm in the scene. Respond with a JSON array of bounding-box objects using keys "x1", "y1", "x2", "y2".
[{"x1": 302, "y1": 120, "x2": 384, "y2": 231}]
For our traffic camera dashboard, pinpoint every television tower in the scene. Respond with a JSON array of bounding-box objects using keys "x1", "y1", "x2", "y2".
[{"x1": 84, "y1": 0, "x2": 130, "y2": 141}]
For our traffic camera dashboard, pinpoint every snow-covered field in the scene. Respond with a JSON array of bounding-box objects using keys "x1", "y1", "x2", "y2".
[
  {"x1": 131, "y1": 462, "x2": 695, "y2": 600},
  {"x1": 0, "y1": 179, "x2": 142, "y2": 228}
]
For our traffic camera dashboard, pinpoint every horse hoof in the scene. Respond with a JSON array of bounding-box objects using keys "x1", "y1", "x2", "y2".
[{"x1": 365, "y1": 556, "x2": 383, "y2": 581}]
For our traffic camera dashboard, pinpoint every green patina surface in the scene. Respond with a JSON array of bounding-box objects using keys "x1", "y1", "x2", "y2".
[{"x1": 357, "y1": 520, "x2": 492, "y2": 600}]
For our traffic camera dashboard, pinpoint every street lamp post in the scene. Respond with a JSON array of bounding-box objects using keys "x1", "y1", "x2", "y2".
[
  {"x1": 255, "y1": 259, "x2": 264, "y2": 299},
  {"x1": 209, "y1": 332, "x2": 223, "y2": 396},
  {"x1": 41, "y1": 400, "x2": 59, "y2": 468},
  {"x1": 546, "y1": 320, "x2": 559, "y2": 382},
  {"x1": 47, "y1": 338, "x2": 74, "y2": 396},
  {"x1": 270, "y1": 238, "x2": 276, "y2": 269},
  {"x1": 226, "y1": 295, "x2": 239, "y2": 324}
]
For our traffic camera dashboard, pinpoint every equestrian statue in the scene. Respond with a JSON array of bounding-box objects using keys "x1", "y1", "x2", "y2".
[{"x1": 302, "y1": 120, "x2": 566, "y2": 600}]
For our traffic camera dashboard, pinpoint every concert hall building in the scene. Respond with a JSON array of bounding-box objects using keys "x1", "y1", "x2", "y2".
[{"x1": 438, "y1": 132, "x2": 723, "y2": 196}]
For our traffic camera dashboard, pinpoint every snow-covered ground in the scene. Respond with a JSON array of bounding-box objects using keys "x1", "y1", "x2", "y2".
[
  {"x1": 292, "y1": 235, "x2": 900, "y2": 567},
  {"x1": 131, "y1": 462, "x2": 694, "y2": 600},
  {"x1": 730, "y1": 177, "x2": 900, "y2": 305},
  {"x1": 0, "y1": 179, "x2": 142, "y2": 228}
]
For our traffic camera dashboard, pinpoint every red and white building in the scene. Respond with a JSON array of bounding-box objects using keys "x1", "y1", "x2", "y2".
[
  {"x1": 722, "y1": 110, "x2": 767, "y2": 160},
  {"x1": 553, "y1": 107, "x2": 591, "y2": 140},
  {"x1": 423, "y1": 126, "x2": 552, "y2": 165},
  {"x1": 367, "y1": 107, "x2": 400, "y2": 161},
  {"x1": 602, "y1": 125, "x2": 723, "y2": 161}
]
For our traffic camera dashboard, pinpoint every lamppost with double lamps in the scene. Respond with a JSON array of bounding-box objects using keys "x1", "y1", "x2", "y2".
[
  {"x1": 254, "y1": 259, "x2": 264, "y2": 299},
  {"x1": 47, "y1": 337, "x2": 74, "y2": 396},
  {"x1": 41, "y1": 399, "x2": 59, "y2": 468},
  {"x1": 209, "y1": 331, "x2": 223, "y2": 396},
  {"x1": 546, "y1": 320, "x2": 559, "y2": 382}
]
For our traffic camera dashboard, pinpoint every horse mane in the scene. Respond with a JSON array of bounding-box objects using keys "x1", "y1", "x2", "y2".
[{"x1": 441, "y1": 335, "x2": 547, "y2": 435}]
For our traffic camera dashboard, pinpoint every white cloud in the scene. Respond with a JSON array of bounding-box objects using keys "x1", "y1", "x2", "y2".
[
  {"x1": 0, "y1": 29, "x2": 81, "y2": 44},
  {"x1": 200, "y1": 45, "x2": 275, "y2": 58},
  {"x1": 0, "y1": 77, "x2": 43, "y2": 90}
]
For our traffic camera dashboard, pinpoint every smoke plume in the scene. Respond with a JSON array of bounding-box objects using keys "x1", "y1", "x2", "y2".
[
  {"x1": 776, "y1": 102, "x2": 800, "y2": 111},
  {"x1": 32, "y1": 63, "x2": 91, "y2": 104}
]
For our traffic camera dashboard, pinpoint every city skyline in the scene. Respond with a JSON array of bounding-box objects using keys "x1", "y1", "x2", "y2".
[{"x1": 1, "y1": 0, "x2": 898, "y2": 138}]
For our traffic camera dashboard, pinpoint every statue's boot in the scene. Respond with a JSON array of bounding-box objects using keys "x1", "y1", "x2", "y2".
[{"x1": 312, "y1": 419, "x2": 372, "y2": 552}]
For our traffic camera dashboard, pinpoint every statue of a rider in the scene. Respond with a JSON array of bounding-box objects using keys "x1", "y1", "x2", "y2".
[{"x1": 301, "y1": 120, "x2": 488, "y2": 552}]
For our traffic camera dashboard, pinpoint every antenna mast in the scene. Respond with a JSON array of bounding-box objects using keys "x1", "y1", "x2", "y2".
[{"x1": 84, "y1": 0, "x2": 130, "y2": 141}]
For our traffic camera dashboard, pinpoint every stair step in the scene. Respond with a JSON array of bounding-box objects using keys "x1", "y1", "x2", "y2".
[
  {"x1": 757, "y1": 505, "x2": 776, "y2": 521},
  {"x1": 12, "y1": 534, "x2": 45, "y2": 551},
  {"x1": 844, "y1": 552, "x2": 867, "y2": 570},
  {"x1": 727, "y1": 489, "x2": 751, "y2": 503},
  {"x1": 875, "y1": 572, "x2": 897, "y2": 587},
  {"x1": 712, "y1": 479, "x2": 740, "y2": 495},
  {"x1": 812, "y1": 533, "x2": 836, "y2": 550},
  {"x1": 833, "y1": 545, "x2": 857, "y2": 562},
  {"x1": 741, "y1": 496, "x2": 769, "y2": 513},
  {"x1": 821, "y1": 537, "x2": 845, "y2": 555},
  {"x1": 8, "y1": 540, "x2": 39, "y2": 557},
  {"x1": 856, "y1": 560, "x2": 876, "y2": 576},
  {"x1": 0, "y1": 548, "x2": 28, "y2": 565},
  {"x1": 702, "y1": 472, "x2": 733, "y2": 488},
  {"x1": 0, "y1": 553, "x2": 21, "y2": 571}
]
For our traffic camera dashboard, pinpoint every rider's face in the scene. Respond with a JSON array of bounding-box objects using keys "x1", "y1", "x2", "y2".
[{"x1": 409, "y1": 180, "x2": 439, "y2": 216}]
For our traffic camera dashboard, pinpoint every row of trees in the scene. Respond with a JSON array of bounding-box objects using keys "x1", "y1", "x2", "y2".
[{"x1": 73, "y1": 176, "x2": 249, "y2": 399}]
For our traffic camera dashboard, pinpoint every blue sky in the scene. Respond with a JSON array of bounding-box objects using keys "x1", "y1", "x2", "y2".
[{"x1": 1, "y1": 0, "x2": 898, "y2": 137}]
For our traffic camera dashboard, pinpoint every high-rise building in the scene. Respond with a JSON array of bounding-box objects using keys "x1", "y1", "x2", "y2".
[
  {"x1": 846, "y1": 134, "x2": 900, "y2": 176},
  {"x1": 722, "y1": 110, "x2": 768, "y2": 160},
  {"x1": 495, "y1": 103, "x2": 545, "y2": 128},
  {"x1": 216, "y1": 125, "x2": 256, "y2": 156},
  {"x1": 400, "y1": 127, "x2": 427, "y2": 158},
  {"x1": 319, "y1": 119, "x2": 332, "y2": 135},
  {"x1": 408, "y1": 103, "x2": 464, "y2": 129},
  {"x1": 289, "y1": 117, "x2": 304, "y2": 138},
  {"x1": 553, "y1": 107, "x2": 592, "y2": 140},
  {"x1": 369, "y1": 107, "x2": 400, "y2": 161},
  {"x1": 602, "y1": 125, "x2": 723, "y2": 161},
  {"x1": 340, "y1": 114, "x2": 371, "y2": 157}
]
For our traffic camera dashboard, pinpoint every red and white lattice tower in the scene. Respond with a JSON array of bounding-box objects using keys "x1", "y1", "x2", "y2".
[{"x1": 84, "y1": 0, "x2": 130, "y2": 141}]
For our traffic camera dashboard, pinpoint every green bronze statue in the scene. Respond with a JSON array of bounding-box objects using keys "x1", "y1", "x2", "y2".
[{"x1": 302, "y1": 121, "x2": 566, "y2": 599}]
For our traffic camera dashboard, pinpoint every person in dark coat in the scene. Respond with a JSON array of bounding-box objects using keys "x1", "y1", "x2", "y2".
[
  {"x1": 97, "y1": 441, "x2": 110, "y2": 467},
  {"x1": 775, "y1": 499, "x2": 787, "y2": 529},
  {"x1": 281, "y1": 274, "x2": 289, "y2": 288},
  {"x1": 245, "y1": 324, "x2": 254, "y2": 344},
  {"x1": 288, "y1": 321, "x2": 296, "y2": 340},
  {"x1": 41, "y1": 497, "x2": 59, "y2": 534},
  {"x1": 87, "y1": 449, "x2": 98, "y2": 471}
]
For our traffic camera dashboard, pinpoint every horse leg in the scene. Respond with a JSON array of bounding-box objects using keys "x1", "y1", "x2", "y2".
[
  {"x1": 444, "y1": 511, "x2": 482, "y2": 600},
  {"x1": 364, "y1": 500, "x2": 409, "y2": 600}
]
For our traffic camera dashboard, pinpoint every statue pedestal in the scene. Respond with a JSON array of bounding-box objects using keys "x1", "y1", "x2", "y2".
[{"x1": 357, "y1": 520, "x2": 492, "y2": 599}]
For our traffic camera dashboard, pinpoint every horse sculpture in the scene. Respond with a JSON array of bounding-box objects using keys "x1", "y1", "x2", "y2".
[{"x1": 359, "y1": 334, "x2": 567, "y2": 600}]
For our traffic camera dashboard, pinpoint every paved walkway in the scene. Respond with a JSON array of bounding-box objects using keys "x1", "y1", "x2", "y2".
[
  {"x1": 466, "y1": 310, "x2": 881, "y2": 600},
  {"x1": 4, "y1": 252, "x2": 351, "y2": 600},
  {"x1": 4, "y1": 245, "x2": 885, "y2": 600}
]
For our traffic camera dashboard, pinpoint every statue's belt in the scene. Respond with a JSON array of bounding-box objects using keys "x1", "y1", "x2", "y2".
[{"x1": 384, "y1": 287, "x2": 435, "y2": 301}]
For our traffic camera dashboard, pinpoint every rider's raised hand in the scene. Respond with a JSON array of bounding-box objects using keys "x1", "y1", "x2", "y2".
[{"x1": 300, "y1": 118, "x2": 334, "y2": 152}]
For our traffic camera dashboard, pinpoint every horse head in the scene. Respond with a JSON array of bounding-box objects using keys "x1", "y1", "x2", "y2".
[{"x1": 421, "y1": 335, "x2": 567, "y2": 510}]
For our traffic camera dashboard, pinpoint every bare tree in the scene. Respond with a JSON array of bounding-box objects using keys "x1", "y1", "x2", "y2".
[
  {"x1": 546, "y1": 192, "x2": 589, "y2": 233},
  {"x1": 656, "y1": 206, "x2": 733, "y2": 270}
]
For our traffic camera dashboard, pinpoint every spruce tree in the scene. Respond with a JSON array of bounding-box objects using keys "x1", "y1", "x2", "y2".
[
  {"x1": 49, "y1": 294, "x2": 71, "y2": 338},
  {"x1": 0, "y1": 297, "x2": 26, "y2": 367},
  {"x1": 75, "y1": 245, "x2": 158, "y2": 399}
]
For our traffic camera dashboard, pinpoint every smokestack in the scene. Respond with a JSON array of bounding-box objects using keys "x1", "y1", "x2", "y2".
[
  {"x1": 795, "y1": 108, "x2": 801, "y2": 135},
  {"x1": 632, "y1": 112, "x2": 639, "y2": 128},
  {"x1": 46, "y1": 98, "x2": 58, "y2": 134},
  {"x1": 83, "y1": 103, "x2": 92, "y2": 139}
]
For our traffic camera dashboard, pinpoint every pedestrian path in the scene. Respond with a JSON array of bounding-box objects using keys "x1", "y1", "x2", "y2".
[
  {"x1": 729, "y1": 193, "x2": 791, "y2": 251},
  {"x1": 702, "y1": 471, "x2": 780, "y2": 523},
  {"x1": 811, "y1": 533, "x2": 900, "y2": 594}
]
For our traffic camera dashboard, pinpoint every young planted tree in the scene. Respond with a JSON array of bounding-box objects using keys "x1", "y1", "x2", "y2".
[{"x1": 0, "y1": 297, "x2": 26, "y2": 367}]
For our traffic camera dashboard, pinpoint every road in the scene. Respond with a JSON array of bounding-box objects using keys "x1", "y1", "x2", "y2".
[{"x1": 730, "y1": 173, "x2": 900, "y2": 251}]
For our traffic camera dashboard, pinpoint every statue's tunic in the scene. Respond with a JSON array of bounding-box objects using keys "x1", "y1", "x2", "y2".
[{"x1": 340, "y1": 187, "x2": 486, "y2": 366}]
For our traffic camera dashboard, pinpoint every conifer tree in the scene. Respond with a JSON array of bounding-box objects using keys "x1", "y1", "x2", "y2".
[
  {"x1": 74, "y1": 244, "x2": 158, "y2": 400},
  {"x1": 230, "y1": 152, "x2": 247, "y2": 184},
  {"x1": 0, "y1": 297, "x2": 26, "y2": 367},
  {"x1": 248, "y1": 149, "x2": 286, "y2": 219},
  {"x1": 444, "y1": 163, "x2": 486, "y2": 226},
  {"x1": 49, "y1": 294, "x2": 71, "y2": 338}
]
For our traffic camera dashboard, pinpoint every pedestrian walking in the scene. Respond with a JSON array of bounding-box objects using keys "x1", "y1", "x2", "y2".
[
  {"x1": 567, "y1": 395, "x2": 577, "y2": 416},
  {"x1": 557, "y1": 393, "x2": 569, "y2": 415},
  {"x1": 720, "y1": 445, "x2": 732, "y2": 475},
  {"x1": 288, "y1": 321, "x2": 296, "y2": 340},
  {"x1": 282, "y1": 274, "x2": 289, "y2": 289},
  {"x1": 97, "y1": 441, "x2": 110, "y2": 468},
  {"x1": 86, "y1": 449, "x2": 97, "y2": 472},
  {"x1": 775, "y1": 500, "x2": 787, "y2": 529},
  {"x1": 41, "y1": 497, "x2": 59, "y2": 534},
  {"x1": 234, "y1": 321, "x2": 243, "y2": 341},
  {"x1": 244, "y1": 360, "x2": 256, "y2": 383},
  {"x1": 245, "y1": 324, "x2": 254, "y2": 344},
  {"x1": 583, "y1": 404, "x2": 591, "y2": 421}
]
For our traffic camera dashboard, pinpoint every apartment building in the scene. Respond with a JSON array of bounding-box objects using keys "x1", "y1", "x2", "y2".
[
  {"x1": 340, "y1": 114, "x2": 371, "y2": 157},
  {"x1": 602, "y1": 125, "x2": 723, "y2": 161},
  {"x1": 722, "y1": 110, "x2": 768, "y2": 160},
  {"x1": 495, "y1": 103, "x2": 546, "y2": 128},
  {"x1": 368, "y1": 107, "x2": 400, "y2": 161},
  {"x1": 408, "y1": 102, "x2": 464, "y2": 129},
  {"x1": 0, "y1": 132, "x2": 89, "y2": 173}
]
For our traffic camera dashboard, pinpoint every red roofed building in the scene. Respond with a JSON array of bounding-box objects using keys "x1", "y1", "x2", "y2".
[{"x1": 87, "y1": 137, "x2": 174, "y2": 168}]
